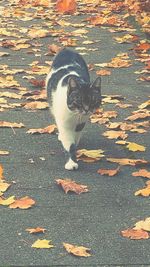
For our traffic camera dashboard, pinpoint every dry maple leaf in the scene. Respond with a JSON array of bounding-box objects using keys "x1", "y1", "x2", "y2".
[
  {"x1": 0, "y1": 75, "x2": 20, "y2": 89},
  {"x1": 28, "y1": 29, "x2": 50, "y2": 39},
  {"x1": 138, "y1": 100, "x2": 150, "y2": 109},
  {"x1": 107, "y1": 158, "x2": 149, "y2": 166},
  {"x1": 96, "y1": 69, "x2": 111, "y2": 76},
  {"x1": 24, "y1": 101, "x2": 49, "y2": 110},
  {"x1": 126, "y1": 142, "x2": 146, "y2": 152},
  {"x1": 0, "y1": 121, "x2": 24, "y2": 128},
  {"x1": 97, "y1": 167, "x2": 120, "y2": 176},
  {"x1": 29, "y1": 79, "x2": 45, "y2": 87},
  {"x1": 56, "y1": 179, "x2": 89, "y2": 194},
  {"x1": 0, "y1": 182, "x2": 11, "y2": 192},
  {"x1": 63, "y1": 243, "x2": 91, "y2": 257},
  {"x1": 0, "y1": 196, "x2": 15, "y2": 206},
  {"x1": 0, "y1": 150, "x2": 9, "y2": 156},
  {"x1": 26, "y1": 227, "x2": 46, "y2": 234},
  {"x1": 9, "y1": 196, "x2": 35, "y2": 209},
  {"x1": 27, "y1": 124, "x2": 57, "y2": 134},
  {"x1": 134, "y1": 217, "x2": 150, "y2": 232},
  {"x1": 103, "y1": 130, "x2": 128, "y2": 140},
  {"x1": 134, "y1": 181, "x2": 150, "y2": 197},
  {"x1": 31, "y1": 239, "x2": 54, "y2": 249},
  {"x1": 77, "y1": 149, "x2": 104, "y2": 162},
  {"x1": 125, "y1": 112, "x2": 150, "y2": 121},
  {"x1": 47, "y1": 44, "x2": 62, "y2": 55},
  {"x1": 121, "y1": 228, "x2": 149, "y2": 240},
  {"x1": 134, "y1": 42, "x2": 150, "y2": 52},
  {"x1": 132, "y1": 169, "x2": 150, "y2": 179},
  {"x1": 56, "y1": 0, "x2": 77, "y2": 14},
  {"x1": 0, "y1": 164, "x2": 4, "y2": 179}
]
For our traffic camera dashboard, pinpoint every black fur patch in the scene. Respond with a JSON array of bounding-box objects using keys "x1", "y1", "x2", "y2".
[
  {"x1": 75, "y1": 123, "x2": 85, "y2": 132},
  {"x1": 69, "y1": 144, "x2": 76, "y2": 162}
]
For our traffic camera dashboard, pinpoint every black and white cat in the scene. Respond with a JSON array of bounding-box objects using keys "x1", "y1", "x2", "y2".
[{"x1": 46, "y1": 48, "x2": 101, "y2": 170}]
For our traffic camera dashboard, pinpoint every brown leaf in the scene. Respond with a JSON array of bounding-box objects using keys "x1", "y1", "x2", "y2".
[
  {"x1": 63, "y1": 242, "x2": 91, "y2": 257},
  {"x1": 26, "y1": 227, "x2": 46, "y2": 234},
  {"x1": 125, "y1": 112, "x2": 150, "y2": 121},
  {"x1": 97, "y1": 167, "x2": 120, "y2": 176},
  {"x1": 29, "y1": 79, "x2": 45, "y2": 87},
  {"x1": 9, "y1": 196, "x2": 35, "y2": 209},
  {"x1": 28, "y1": 29, "x2": 50, "y2": 39},
  {"x1": 132, "y1": 169, "x2": 150, "y2": 179},
  {"x1": 56, "y1": 179, "x2": 89, "y2": 194},
  {"x1": 27, "y1": 124, "x2": 57, "y2": 134},
  {"x1": 47, "y1": 44, "x2": 62, "y2": 55},
  {"x1": 121, "y1": 228, "x2": 149, "y2": 239}
]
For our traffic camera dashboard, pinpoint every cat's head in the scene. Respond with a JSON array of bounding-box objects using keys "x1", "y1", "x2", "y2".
[{"x1": 67, "y1": 76, "x2": 101, "y2": 114}]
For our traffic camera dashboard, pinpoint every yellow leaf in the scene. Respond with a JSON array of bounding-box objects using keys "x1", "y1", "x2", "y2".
[
  {"x1": 31, "y1": 239, "x2": 54, "y2": 249},
  {"x1": 134, "y1": 217, "x2": 150, "y2": 232},
  {"x1": 77, "y1": 149, "x2": 104, "y2": 162},
  {"x1": 126, "y1": 142, "x2": 146, "y2": 152},
  {"x1": 0, "y1": 181, "x2": 11, "y2": 192},
  {"x1": 0, "y1": 150, "x2": 10, "y2": 155},
  {"x1": 0, "y1": 196, "x2": 15, "y2": 206}
]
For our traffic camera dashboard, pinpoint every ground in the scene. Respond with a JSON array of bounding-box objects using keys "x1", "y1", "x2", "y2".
[{"x1": 0, "y1": 0, "x2": 150, "y2": 266}]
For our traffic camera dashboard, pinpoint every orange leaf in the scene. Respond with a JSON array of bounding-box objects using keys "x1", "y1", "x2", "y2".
[
  {"x1": 9, "y1": 196, "x2": 35, "y2": 209},
  {"x1": 24, "y1": 101, "x2": 49, "y2": 110},
  {"x1": 134, "y1": 181, "x2": 150, "y2": 197},
  {"x1": 56, "y1": 0, "x2": 77, "y2": 14},
  {"x1": 107, "y1": 158, "x2": 149, "y2": 166},
  {"x1": 132, "y1": 169, "x2": 150, "y2": 179},
  {"x1": 96, "y1": 69, "x2": 111, "y2": 76},
  {"x1": 56, "y1": 179, "x2": 89, "y2": 194},
  {"x1": 47, "y1": 44, "x2": 62, "y2": 55},
  {"x1": 0, "y1": 164, "x2": 4, "y2": 179},
  {"x1": 97, "y1": 167, "x2": 120, "y2": 176},
  {"x1": 27, "y1": 124, "x2": 57, "y2": 134},
  {"x1": 121, "y1": 228, "x2": 149, "y2": 239},
  {"x1": 29, "y1": 79, "x2": 45, "y2": 87},
  {"x1": 63, "y1": 243, "x2": 91, "y2": 257},
  {"x1": 26, "y1": 227, "x2": 46, "y2": 234}
]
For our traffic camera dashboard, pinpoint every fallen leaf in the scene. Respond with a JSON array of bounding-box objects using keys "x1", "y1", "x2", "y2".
[
  {"x1": 0, "y1": 75, "x2": 20, "y2": 89},
  {"x1": 97, "y1": 167, "x2": 120, "y2": 176},
  {"x1": 132, "y1": 169, "x2": 150, "y2": 179},
  {"x1": 134, "y1": 181, "x2": 150, "y2": 197},
  {"x1": 27, "y1": 124, "x2": 57, "y2": 134},
  {"x1": 9, "y1": 196, "x2": 35, "y2": 209},
  {"x1": 103, "y1": 130, "x2": 128, "y2": 140},
  {"x1": 138, "y1": 100, "x2": 150, "y2": 109},
  {"x1": 77, "y1": 149, "x2": 104, "y2": 162},
  {"x1": 0, "y1": 196, "x2": 15, "y2": 206},
  {"x1": 126, "y1": 142, "x2": 146, "y2": 152},
  {"x1": 134, "y1": 217, "x2": 150, "y2": 232},
  {"x1": 24, "y1": 101, "x2": 49, "y2": 110},
  {"x1": 121, "y1": 228, "x2": 149, "y2": 239},
  {"x1": 125, "y1": 112, "x2": 150, "y2": 121},
  {"x1": 0, "y1": 121, "x2": 24, "y2": 128},
  {"x1": 63, "y1": 243, "x2": 91, "y2": 257},
  {"x1": 56, "y1": 0, "x2": 77, "y2": 14},
  {"x1": 26, "y1": 227, "x2": 46, "y2": 234},
  {"x1": 0, "y1": 182, "x2": 11, "y2": 192},
  {"x1": 47, "y1": 44, "x2": 62, "y2": 55},
  {"x1": 0, "y1": 150, "x2": 9, "y2": 156},
  {"x1": 56, "y1": 179, "x2": 89, "y2": 194},
  {"x1": 28, "y1": 28, "x2": 50, "y2": 39},
  {"x1": 31, "y1": 239, "x2": 54, "y2": 249},
  {"x1": 107, "y1": 158, "x2": 149, "y2": 166},
  {"x1": 29, "y1": 79, "x2": 45, "y2": 87},
  {"x1": 96, "y1": 69, "x2": 111, "y2": 76},
  {"x1": 0, "y1": 164, "x2": 4, "y2": 179}
]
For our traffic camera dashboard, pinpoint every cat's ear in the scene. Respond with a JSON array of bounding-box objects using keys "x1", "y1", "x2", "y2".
[
  {"x1": 91, "y1": 77, "x2": 101, "y2": 94},
  {"x1": 68, "y1": 77, "x2": 79, "y2": 94}
]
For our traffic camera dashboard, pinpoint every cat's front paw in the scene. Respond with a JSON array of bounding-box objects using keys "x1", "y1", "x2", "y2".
[{"x1": 65, "y1": 159, "x2": 78, "y2": 171}]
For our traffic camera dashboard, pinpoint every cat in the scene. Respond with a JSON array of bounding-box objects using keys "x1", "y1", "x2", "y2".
[{"x1": 46, "y1": 48, "x2": 101, "y2": 170}]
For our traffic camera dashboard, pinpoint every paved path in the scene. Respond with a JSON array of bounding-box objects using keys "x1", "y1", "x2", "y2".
[{"x1": 0, "y1": 0, "x2": 149, "y2": 265}]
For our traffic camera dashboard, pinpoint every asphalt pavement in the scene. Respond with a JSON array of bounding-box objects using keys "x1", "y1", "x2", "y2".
[{"x1": 0, "y1": 0, "x2": 150, "y2": 266}]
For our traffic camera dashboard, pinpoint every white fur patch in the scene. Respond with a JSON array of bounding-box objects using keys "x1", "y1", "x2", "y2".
[{"x1": 65, "y1": 159, "x2": 78, "y2": 170}]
